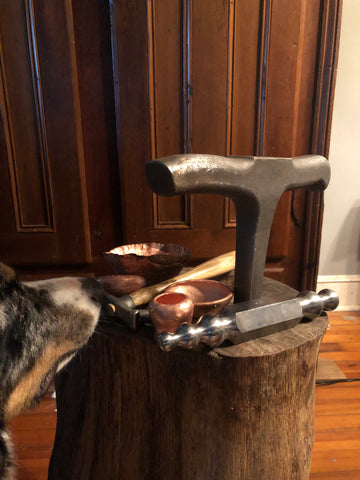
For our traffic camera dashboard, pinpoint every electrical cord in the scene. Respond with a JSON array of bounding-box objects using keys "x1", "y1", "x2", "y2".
[{"x1": 316, "y1": 377, "x2": 360, "y2": 386}]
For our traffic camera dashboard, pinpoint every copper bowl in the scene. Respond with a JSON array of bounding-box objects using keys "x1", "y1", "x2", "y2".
[
  {"x1": 148, "y1": 292, "x2": 194, "y2": 333},
  {"x1": 165, "y1": 279, "x2": 233, "y2": 318},
  {"x1": 97, "y1": 275, "x2": 146, "y2": 296},
  {"x1": 103, "y1": 243, "x2": 191, "y2": 285}
]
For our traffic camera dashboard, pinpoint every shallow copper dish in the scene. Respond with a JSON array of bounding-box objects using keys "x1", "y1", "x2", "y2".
[
  {"x1": 97, "y1": 274, "x2": 146, "y2": 296},
  {"x1": 103, "y1": 243, "x2": 190, "y2": 285},
  {"x1": 165, "y1": 279, "x2": 233, "y2": 318}
]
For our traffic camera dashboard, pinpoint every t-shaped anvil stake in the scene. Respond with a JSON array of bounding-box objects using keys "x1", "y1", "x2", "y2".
[{"x1": 146, "y1": 154, "x2": 330, "y2": 303}]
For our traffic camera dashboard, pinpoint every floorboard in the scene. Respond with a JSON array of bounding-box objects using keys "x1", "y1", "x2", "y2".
[
  {"x1": 7, "y1": 310, "x2": 360, "y2": 479},
  {"x1": 8, "y1": 396, "x2": 56, "y2": 480},
  {"x1": 309, "y1": 311, "x2": 360, "y2": 479}
]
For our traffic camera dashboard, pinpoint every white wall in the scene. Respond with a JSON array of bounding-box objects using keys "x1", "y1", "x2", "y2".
[{"x1": 317, "y1": 0, "x2": 360, "y2": 309}]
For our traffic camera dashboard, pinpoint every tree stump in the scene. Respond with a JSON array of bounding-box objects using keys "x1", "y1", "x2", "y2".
[{"x1": 49, "y1": 279, "x2": 328, "y2": 480}]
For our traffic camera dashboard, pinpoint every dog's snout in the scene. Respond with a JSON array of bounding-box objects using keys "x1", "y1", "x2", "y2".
[{"x1": 0, "y1": 268, "x2": 103, "y2": 456}]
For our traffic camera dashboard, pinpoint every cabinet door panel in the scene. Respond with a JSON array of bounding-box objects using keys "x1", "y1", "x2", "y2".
[
  {"x1": 0, "y1": 0, "x2": 91, "y2": 265},
  {"x1": 111, "y1": 0, "x2": 340, "y2": 290}
]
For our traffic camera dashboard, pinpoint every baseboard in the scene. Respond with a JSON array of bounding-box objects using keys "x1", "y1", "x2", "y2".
[{"x1": 316, "y1": 275, "x2": 360, "y2": 311}]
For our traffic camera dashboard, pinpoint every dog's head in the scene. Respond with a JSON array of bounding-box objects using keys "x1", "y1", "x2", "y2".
[{"x1": 0, "y1": 263, "x2": 103, "y2": 477}]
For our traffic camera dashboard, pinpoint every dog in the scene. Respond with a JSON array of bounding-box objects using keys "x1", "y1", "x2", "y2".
[{"x1": 0, "y1": 263, "x2": 104, "y2": 479}]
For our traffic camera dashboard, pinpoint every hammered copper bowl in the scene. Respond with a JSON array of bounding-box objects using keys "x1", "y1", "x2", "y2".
[
  {"x1": 148, "y1": 292, "x2": 194, "y2": 333},
  {"x1": 103, "y1": 243, "x2": 191, "y2": 285},
  {"x1": 165, "y1": 279, "x2": 233, "y2": 318}
]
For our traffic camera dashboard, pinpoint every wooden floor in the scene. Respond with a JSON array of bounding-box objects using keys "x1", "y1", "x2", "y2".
[
  {"x1": 8, "y1": 311, "x2": 360, "y2": 479},
  {"x1": 310, "y1": 311, "x2": 360, "y2": 480},
  {"x1": 8, "y1": 395, "x2": 56, "y2": 480}
]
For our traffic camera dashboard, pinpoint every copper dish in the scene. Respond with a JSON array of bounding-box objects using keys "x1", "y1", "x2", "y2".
[
  {"x1": 165, "y1": 279, "x2": 233, "y2": 318},
  {"x1": 97, "y1": 275, "x2": 146, "y2": 296},
  {"x1": 103, "y1": 243, "x2": 190, "y2": 285},
  {"x1": 148, "y1": 292, "x2": 194, "y2": 333}
]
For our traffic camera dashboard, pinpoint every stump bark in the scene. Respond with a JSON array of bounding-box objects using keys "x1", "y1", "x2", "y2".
[{"x1": 49, "y1": 279, "x2": 328, "y2": 480}]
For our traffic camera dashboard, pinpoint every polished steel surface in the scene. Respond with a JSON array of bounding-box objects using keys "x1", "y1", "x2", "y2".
[
  {"x1": 157, "y1": 289, "x2": 339, "y2": 351},
  {"x1": 146, "y1": 154, "x2": 330, "y2": 302}
]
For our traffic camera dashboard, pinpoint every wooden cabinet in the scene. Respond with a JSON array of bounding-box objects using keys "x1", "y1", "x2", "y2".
[
  {"x1": 0, "y1": 0, "x2": 341, "y2": 290},
  {"x1": 0, "y1": 0, "x2": 119, "y2": 272},
  {"x1": 111, "y1": 0, "x2": 341, "y2": 290},
  {"x1": 0, "y1": 0, "x2": 90, "y2": 264}
]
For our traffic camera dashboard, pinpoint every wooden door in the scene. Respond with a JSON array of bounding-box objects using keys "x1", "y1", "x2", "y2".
[
  {"x1": 0, "y1": 0, "x2": 340, "y2": 289},
  {"x1": 111, "y1": 0, "x2": 341, "y2": 290},
  {"x1": 0, "y1": 0, "x2": 119, "y2": 272},
  {"x1": 0, "y1": 0, "x2": 91, "y2": 265}
]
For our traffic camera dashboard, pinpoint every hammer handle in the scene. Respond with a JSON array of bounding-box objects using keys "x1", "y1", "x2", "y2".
[{"x1": 130, "y1": 250, "x2": 235, "y2": 306}]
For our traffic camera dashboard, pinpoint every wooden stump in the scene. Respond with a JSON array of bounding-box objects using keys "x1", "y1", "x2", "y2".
[{"x1": 49, "y1": 279, "x2": 328, "y2": 480}]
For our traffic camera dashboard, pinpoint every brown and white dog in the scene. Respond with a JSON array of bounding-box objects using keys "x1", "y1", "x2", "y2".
[{"x1": 0, "y1": 263, "x2": 104, "y2": 479}]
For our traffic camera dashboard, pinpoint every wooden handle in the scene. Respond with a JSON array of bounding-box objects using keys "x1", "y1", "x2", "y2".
[{"x1": 130, "y1": 250, "x2": 236, "y2": 306}]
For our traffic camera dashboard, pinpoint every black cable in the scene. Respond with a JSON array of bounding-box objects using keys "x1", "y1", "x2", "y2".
[
  {"x1": 290, "y1": 190, "x2": 304, "y2": 228},
  {"x1": 316, "y1": 377, "x2": 360, "y2": 386}
]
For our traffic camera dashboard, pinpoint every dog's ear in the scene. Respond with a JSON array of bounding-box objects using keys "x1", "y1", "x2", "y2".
[{"x1": 0, "y1": 263, "x2": 16, "y2": 286}]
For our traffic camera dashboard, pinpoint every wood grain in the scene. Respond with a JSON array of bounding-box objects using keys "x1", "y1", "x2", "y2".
[
  {"x1": 109, "y1": 0, "x2": 342, "y2": 293},
  {"x1": 309, "y1": 311, "x2": 360, "y2": 479},
  {"x1": 0, "y1": 0, "x2": 92, "y2": 264},
  {"x1": 8, "y1": 396, "x2": 56, "y2": 480},
  {"x1": 9, "y1": 311, "x2": 360, "y2": 479},
  {"x1": 0, "y1": 0, "x2": 119, "y2": 273},
  {"x1": 0, "y1": 0, "x2": 342, "y2": 291},
  {"x1": 49, "y1": 279, "x2": 327, "y2": 479}
]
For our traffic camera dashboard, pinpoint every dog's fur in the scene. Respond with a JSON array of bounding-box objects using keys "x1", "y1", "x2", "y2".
[{"x1": 0, "y1": 263, "x2": 103, "y2": 479}]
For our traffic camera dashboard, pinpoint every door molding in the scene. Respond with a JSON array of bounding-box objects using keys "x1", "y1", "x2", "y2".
[{"x1": 301, "y1": 0, "x2": 342, "y2": 290}]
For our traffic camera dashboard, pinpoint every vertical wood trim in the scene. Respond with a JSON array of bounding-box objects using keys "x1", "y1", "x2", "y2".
[
  {"x1": 312, "y1": 0, "x2": 342, "y2": 158},
  {"x1": 224, "y1": 201, "x2": 236, "y2": 228},
  {"x1": 109, "y1": 0, "x2": 152, "y2": 240},
  {"x1": 25, "y1": 0, "x2": 54, "y2": 229},
  {"x1": 182, "y1": 0, "x2": 192, "y2": 154},
  {"x1": 226, "y1": 0, "x2": 272, "y2": 228},
  {"x1": 23, "y1": 0, "x2": 55, "y2": 231},
  {"x1": 290, "y1": 0, "x2": 306, "y2": 157},
  {"x1": 147, "y1": 0, "x2": 157, "y2": 161},
  {"x1": 149, "y1": 1, "x2": 190, "y2": 230},
  {"x1": 0, "y1": 0, "x2": 56, "y2": 232},
  {"x1": 301, "y1": 0, "x2": 342, "y2": 290},
  {"x1": 183, "y1": 0, "x2": 192, "y2": 228},
  {"x1": 224, "y1": 0, "x2": 235, "y2": 228},
  {"x1": 63, "y1": 0, "x2": 92, "y2": 262},
  {"x1": 255, "y1": 0, "x2": 272, "y2": 156},
  {"x1": 225, "y1": 0, "x2": 235, "y2": 157},
  {"x1": 287, "y1": 1, "x2": 307, "y2": 258},
  {"x1": 152, "y1": 203, "x2": 192, "y2": 229},
  {"x1": 0, "y1": 44, "x2": 20, "y2": 229},
  {"x1": 147, "y1": 0, "x2": 159, "y2": 228}
]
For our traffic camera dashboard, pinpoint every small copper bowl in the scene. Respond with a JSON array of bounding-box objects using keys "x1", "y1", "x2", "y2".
[
  {"x1": 103, "y1": 243, "x2": 190, "y2": 285},
  {"x1": 166, "y1": 279, "x2": 233, "y2": 318},
  {"x1": 97, "y1": 275, "x2": 146, "y2": 296},
  {"x1": 148, "y1": 292, "x2": 194, "y2": 333}
]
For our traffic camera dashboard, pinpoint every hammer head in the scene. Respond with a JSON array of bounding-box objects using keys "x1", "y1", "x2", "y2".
[{"x1": 146, "y1": 154, "x2": 330, "y2": 302}]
